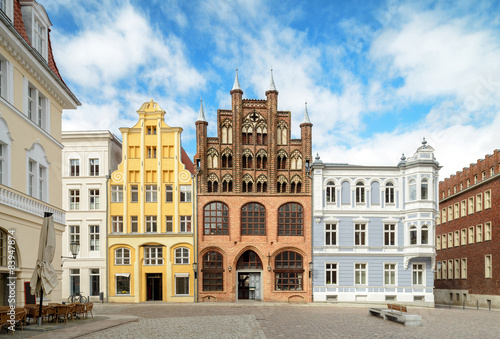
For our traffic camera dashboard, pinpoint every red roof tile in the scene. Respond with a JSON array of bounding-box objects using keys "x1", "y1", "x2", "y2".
[{"x1": 181, "y1": 147, "x2": 195, "y2": 175}]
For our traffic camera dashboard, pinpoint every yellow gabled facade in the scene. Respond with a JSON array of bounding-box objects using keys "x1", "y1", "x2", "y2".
[{"x1": 108, "y1": 100, "x2": 196, "y2": 302}]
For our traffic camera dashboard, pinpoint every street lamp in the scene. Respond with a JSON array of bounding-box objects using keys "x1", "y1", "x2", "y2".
[
  {"x1": 193, "y1": 262, "x2": 198, "y2": 279},
  {"x1": 61, "y1": 241, "x2": 80, "y2": 266}
]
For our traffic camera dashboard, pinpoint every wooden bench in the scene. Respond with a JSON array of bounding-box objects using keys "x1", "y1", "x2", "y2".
[{"x1": 368, "y1": 304, "x2": 422, "y2": 326}]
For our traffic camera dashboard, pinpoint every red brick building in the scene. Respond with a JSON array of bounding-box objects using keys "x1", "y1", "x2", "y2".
[
  {"x1": 194, "y1": 71, "x2": 313, "y2": 302},
  {"x1": 435, "y1": 150, "x2": 500, "y2": 307}
]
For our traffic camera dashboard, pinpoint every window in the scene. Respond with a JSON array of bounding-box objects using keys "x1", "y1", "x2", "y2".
[
  {"x1": 70, "y1": 268, "x2": 80, "y2": 295},
  {"x1": 383, "y1": 224, "x2": 396, "y2": 246},
  {"x1": 33, "y1": 20, "x2": 45, "y2": 56},
  {"x1": 448, "y1": 232, "x2": 453, "y2": 248},
  {"x1": 354, "y1": 263, "x2": 367, "y2": 285},
  {"x1": 474, "y1": 175, "x2": 478, "y2": 184},
  {"x1": 355, "y1": 223, "x2": 367, "y2": 245},
  {"x1": 421, "y1": 225, "x2": 428, "y2": 245},
  {"x1": 485, "y1": 255, "x2": 492, "y2": 278},
  {"x1": 175, "y1": 247, "x2": 189, "y2": 264},
  {"x1": 278, "y1": 203, "x2": 303, "y2": 236},
  {"x1": 290, "y1": 152, "x2": 302, "y2": 169},
  {"x1": 325, "y1": 263, "x2": 338, "y2": 285},
  {"x1": 476, "y1": 193, "x2": 482, "y2": 211},
  {"x1": 145, "y1": 216, "x2": 157, "y2": 233},
  {"x1": 384, "y1": 263, "x2": 396, "y2": 285},
  {"x1": 326, "y1": 181, "x2": 335, "y2": 203},
  {"x1": 277, "y1": 124, "x2": 287, "y2": 145},
  {"x1": 70, "y1": 159, "x2": 80, "y2": 176},
  {"x1": 461, "y1": 259, "x2": 467, "y2": 279},
  {"x1": 175, "y1": 274, "x2": 189, "y2": 295},
  {"x1": 385, "y1": 182, "x2": 395, "y2": 204},
  {"x1": 454, "y1": 203, "x2": 459, "y2": 219},
  {"x1": 421, "y1": 179, "x2": 428, "y2": 199},
  {"x1": 131, "y1": 216, "x2": 138, "y2": 232},
  {"x1": 275, "y1": 251, "x2": 303, "y2": 290},
  {"x1": 412, "y1": 263, "x2": 424, "y2": 286},
  {"x1": 144, "y1": 247, "x2": 163, "y2": 265},
  {"x1": 441, "y1": 208, "x2": 446, "y2": 223},
  {"x1": 454, "y1": 185, "x2": 457, "y2": 193},
  {"x1": 468, "y1": 226, "x2": 475, "y2": 244},
  {"x1": 468, "y1": 197, "x2": 474, "y2": 214},
  {"x1": 115, "y1": 248, "x2": 130, "y2": 265},
  {"x1": 221, "y1": 123, "x2": 232, "y2": 144},
  {"x1": 255, "y1": 153, "x2": 265, "y2": 169},
  {"x1": 131, "y1": 185, "x2": 138, "y2": 203},
  {"x1": 89, "y1": 189, "x2": 100, "y2": 209},
  {"x1": 454, "y1": 230, "x2": 459, "y2": 247},
  {"x1": 485, "y1": 222, "x2": 492, "y2": 241},
  {"x1": 241, "y1": 203, "x2": 265, "y2": 235},
  {"x1": 116, "y1": 274, "x2": 130, "y2": 294},
  {"x1": 147, "y1": 126, "x2": 156, "y2": 135},
  {"x1": 355, "y1": 182, "x2": 365, "y2": 203},
  {"x1": 409, "y1": 180, "x2": 416, "y2": 201},
  {"x1": 461, "y1": 200, "x2": 466, "y2": 217},
  {"x1": 111, "y1": 185, "x2": 123, "y2": 203},
  {"x1": 448, "y1": 206, "x2": 453, "y2": 222},
  {"x1": 476, "y1": 224, "x2": 483, "y2": 242},
  {"x1": 147, "y1": 146, "x2": 156, "y2": 158},
  {"x1": 490, "y1": 167, "x2": 494, "y2": 177},
  {"x1": 90, "y1": 268, "x2": 100, "y2": 296},
  {"x1": 243, "y1": 152, "x2": 254, "y2": 169},
  {"x1": 145, "y1": 184, "x2": 157, "y2": 202},
  {"x1": 485, "y1": 190, "x2": 491, "y2": 209},
  {"x1": 442, "y1": 261, "x2": 447, "y2": 279},
  {"x1": 112, "y1": 216, "x2": 123, "y2": 233},
  {"x1": 437, "y1": 261, "x2": 441, "y2": 280},
  {"x1": 89, "y1": 225, "x2": 99, "y2": 251},
  {"x1": 467, "y1": 178, "x2": 470, "y2": 187},
  {"x1": 69, "y1": 225, "x2": 80, "y2": 246},
  {"x1": 165, "y1": 216, "x2": 173, "y2": 233},
  {"x1": 26, "y1": 84, "x2": 47, "y2": 130},
  {"x1": 276, "y1": 154, "x2": 286, "y2": 170},
  {"x1": 482, "y1": 171, "x2": 485, "y2": 180},
  {"x1": 180, "y1": 216, "x2": 191, "y2": 232},
  {"x1": 410, "y1": 226, "x2": 417, "y2": 245},
  {"x1": 165, "y1": 185, "x2": 173, "y2": 202},
  {"x1": 454, "y1": 259, "x2": 460, "y2": 279},
  {"x1": 27, "y1": 150, "x2": 48, "y2": 201},
  {"x1": 203, "y1": 251, "x2": 223, "y2": 291},
  {"x1": 256, "y1": 125, "x2": 268, "y2": 145},
  {"x1": 69, "y1": 189, "x2": 80, "y2": 210},
  {"x1": 436, "y1": 235, "x2": 441, "y2": 250},
  {"x1": 180, "y1": 185, "x2": 191, "y2": 202},
  {"x1": 0, "y1": 142, "x2": 6, "y2": 185},
  {"x1": 325, "y1": 223, "x2": 337, "y2": 246},
  {"x1": 89, "y1": 159, "x2": 99, "y2": 176},
  {"x1": 222, "y1": 153, "x2": 234, "y2": 168},
  {"x1": 441, "y1": 234, "x2": 446, "y2": 249},
  {"x1": 461, "y1": 228, "x2": 467, "y2": 245},
  {"x1": 204, "y1": 202, "x2": 229, "y2": 235}
]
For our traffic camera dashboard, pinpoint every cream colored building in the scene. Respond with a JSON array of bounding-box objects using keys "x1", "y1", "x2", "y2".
[
  {"x1": 61, "y1": 131, "x2": 121, "y2": 302},
  {"x1": 0, "y1": 0, "x2": 79, "y2": 306},
  {"x1": 108, "y1": 100, "x2": 196, "y2": 303}
]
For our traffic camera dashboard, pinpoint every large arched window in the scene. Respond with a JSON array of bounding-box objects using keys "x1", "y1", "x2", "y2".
[
  {"x1": 241, "y1": 203, "x2": 265, "y2": 235},
  {"x1": 203, "y1": 251, "x2": 223, "y2": 291},
  {"x1": 421, "y1": 179, "x2": 429, "y2": 200},
  {"x1": 410, "y1": 225, "x2": 417, "y2": 245},
  {"x1": 174, "y1": 247, "x2": 190, "y2": 264},
  {"x1": 237, "y1": 250, "x2": 263, "y2": 269},
  {"x1": 326, "y1": 181, "x2": 335, "y2": 203},
  {"x1": 355, "y1": 182, "x2": 365, "y2": 203},
  {"x1": 385, "y1": 182, "x2": 395, "y2": 204},
  {"x1": 409, "y1": 179, "x2": 417, "y2": 201},
  {"x1": 204, "y1": 202, "x2": 228, "y2": 235},
  {"x1": 278, "y1": 203, "x2": 303, "y2": 236},
  {"x1": 421, "y1": 225, "x2": 429, "y2": 244},
  {"x1": 275, "y1": 251, "x2": 303, "y2": 291},
  {"x1": 115, "y1": 248, "x2": 131, "y2": 265}
]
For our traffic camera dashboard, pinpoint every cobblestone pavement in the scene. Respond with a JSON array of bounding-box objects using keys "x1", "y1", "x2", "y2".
[{"x1": 2, "y1": 303, "x2": 500, "y2": 338}]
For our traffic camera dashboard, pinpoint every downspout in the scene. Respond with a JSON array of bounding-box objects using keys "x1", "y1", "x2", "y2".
[
  {"x1": 306, "y1": 161, "x2": 314, "y2": 303},
  {"x1": 193, "y1": 172, "x2": 198, "y2": 302},
  {"x1": 105, "y1": 170, "x2": 110, "y2": 303}
]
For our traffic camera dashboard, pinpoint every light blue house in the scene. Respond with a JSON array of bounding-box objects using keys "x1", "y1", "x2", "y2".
[{"x1": 311, "y1": 140, "x2": 440, "y2": 306}]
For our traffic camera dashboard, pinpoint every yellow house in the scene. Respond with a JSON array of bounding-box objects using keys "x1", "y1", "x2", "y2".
[{"x1": 108, "y1": 100, "x2": 196, "y2": 302}]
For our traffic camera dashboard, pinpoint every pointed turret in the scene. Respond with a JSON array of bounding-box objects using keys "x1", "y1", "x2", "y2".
[
  {"x1": 302, "y1": 101, "x2": 311, "y2": 124},
  {"x1": 196, "y1": 99, "x2": 207, "y2": 122},
  {"x1": 232, "y1": 68, "x2": 241, "y2": 91},
  {"x1": 268, "y1": 68, "x2": 277, "y2": 91}
]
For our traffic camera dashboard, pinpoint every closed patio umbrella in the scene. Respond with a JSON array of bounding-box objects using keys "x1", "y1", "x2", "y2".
[{"x1": 30, "y1": 212, "x2": 58, "y2": 326}]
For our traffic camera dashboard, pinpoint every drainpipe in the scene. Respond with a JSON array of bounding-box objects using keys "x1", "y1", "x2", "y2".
[
  {"x1": 306, "y1": 160, "x2": 314, "y2": 303},
  {"x1": 105, "y1": 170, "x2": 111, "y2": 303},
  {"x1": 193, "y1": 172, "x2": 198, "y2": 302}
]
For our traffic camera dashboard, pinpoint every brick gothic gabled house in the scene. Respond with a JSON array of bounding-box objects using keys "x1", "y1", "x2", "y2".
[{"x1": 195, "y1": 71, "x2": 313, "y2": 302}]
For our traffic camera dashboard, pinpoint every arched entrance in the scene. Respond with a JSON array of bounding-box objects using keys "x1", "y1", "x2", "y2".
[{"x1": 236, "y1": 250, "x2": 262, "y2": 301}]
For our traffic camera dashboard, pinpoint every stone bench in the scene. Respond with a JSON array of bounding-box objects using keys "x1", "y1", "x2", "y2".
[{"x1": 368, "y1": 304, "x2": 422, "y2": 327}]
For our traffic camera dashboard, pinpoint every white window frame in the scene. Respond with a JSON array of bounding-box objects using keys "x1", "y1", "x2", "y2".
[
  {"x1": 89, "y1": 225, "x2": 99, "y2": 251},
  {"x1": 468, "y1": 196, "x2": 474, "y2": 215},
  {"x1": 25, "y1": 81, "x2": 49, "y2": 131},
  {"x1": 174, "y1": 247, "x2": 190, "y2": 264},
  {"x1": 384, "y1": 224, "x2": 396, "y2": 246},
  {"x1": 68, "y1": 225, "x2": 80, "y2": 248},
  {"x1": 421, "y1": 179, "x2": 428, "y2": 199},
  {"x1": 384, "y1": 263, "x2": 397, "y2": 286},
  {"x1": 130, "y1": 185, "x2": 138, "y2": 203},
  {"x1": 112, "y1": 216, "x2": 123, "y2": 233},
  {"x1": 165, "y1": 184, "x2": 173, "y2": 202},
  {"x1": 70, "y1": 159, "x2": 80, "y2": 176},
  {"x1": 485, "y1": 255, "x2": 492, "y2": 278},
  {"x1": 145, "y1": 215, "x2": 157, "y2": 233},
  {"x1": 484, "y1": 190, "x2": 491, "y2": 209},
  {"x1": 69, "y1": 189, "x2": 80, "y2": 210},
  {"x1": 180, "y1": 185, "x2": 192, "y2": 202},
  {"x1": 165, "y1": 215, "x2": 173, "y2": 233},
  {"x1": 180, "y1": 216, "x2": 191, "y2": 233},
  {"x1": 144, "y1": 247, "x2": 163, "y2": 265},
  {"x1": 115, "y1": 273, "x2": 131, "y2": 295},
  {"x1": 174, "y1": 273, "x2": 190, "y2": 296},
  {"x1": 476, "y1": 193, "x2": 482, "y2": 212},
  {"x1": 461, "y1": 228, "x2": 467, "y2": 245},
  {"x1": 145, "y1": 184, "x2": 157, "y2": 202},
  {"x1": 468, "y1": 226, "x2": 475, "y2": 244},
  {"x1": 325, "y1": 223, "x2": 337, "y2": 246},
  {"x1": 69, "y1": 268, "x2": 80, "y2": 295},
  {"x1": 454, "y1": 259, "x2": 460, "y2": 279},
  {"x1": 412, "y1": 263, "x2": 425, "y2": 286},
  {"x1": 461, "y1": 258, "x2": 467, "y2": 279},
  {"x1": 89, "y1": 158, "x2": 99, "y2": 176},
  {"x1": 26, "y1": 143, "x2": 49, "y2": 202},
  {"x1": 436, "y1": 235, "x2": 441, "y2": 250},
  {"x1": 326, "y1": 181, "x2": 335, "y2": 203},
  {"x1": 476, "y1": 224, "x2": 483, "y2": 242},
  {"x1": 409, "y1": 179, "x2": 416, "y2": 201},
  {"x1": 111, "y1": 185, "x2": 123, "y2": 203},
  {"x1": 355, "y1": 182, "x2": 365, "y2": 203},
  {"x1": 115, "y1": 248, "x2": 131, "y2": 265},
  {"x1": 89, "y1": 268, "x2": 100, "y2": 296},
  {"x1": 354, "y1": 263, "x2": 367, "y2": 285},
  {"x1": 0, "y1": 117, "x2": 12, "y2": 186},
  {"x1": 461, "y1": 200, "x2": 466, "y2": 217},
  {"x1": 325, "y1": 263, "x2": 338, "y2": 285},
  {"x1": 0, "y1": 55, "x2": 13, "y2": 103},
  {"x1": 385, "y1": 182, "x2": 395, "y2": 204},
  {"x1": 354, "y1": 223, "x2": 366, "y2": 246},
  {"x1": 130, "y1": 216, "x2": 138, "y2": 233},
  {"x1": 485, "y1": 222, "x2": 492, "y2": 241},
  {"x1": 89, "y1": 189, "x2": 100, "y2": 210}
]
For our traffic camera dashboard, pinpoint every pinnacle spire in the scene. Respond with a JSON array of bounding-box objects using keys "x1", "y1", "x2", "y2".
[
  {"x1": 302, "y1": 101, "x2": 311, "y2": 124},
  {"x1": 196, "y1": 99, "x2": 206, "y2": 122},
  {"x1": 232, "y1": 68, "x2": 241, "y2": 91},
  {"x1": 268, "y1": 68, "x2": 277, "y2": 91}
]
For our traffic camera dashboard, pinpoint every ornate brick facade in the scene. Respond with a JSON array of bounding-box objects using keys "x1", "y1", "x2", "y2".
[
  {"x1": 195, "y1": 71, "x2": 313, "y2": 302},
  {"x1": 436, "y1": 150, "x2": 500, "y2": 307}
]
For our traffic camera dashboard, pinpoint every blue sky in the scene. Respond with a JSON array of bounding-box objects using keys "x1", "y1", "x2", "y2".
[{"x1": 40, "y1": 0, "x2": 500, "y2": 178}]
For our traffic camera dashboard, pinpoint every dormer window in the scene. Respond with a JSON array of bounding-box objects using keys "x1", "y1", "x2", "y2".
[
  {"x1": 33, "y1": 20, "x2": 45, "y2": 56},
  {"x1": 20, "y1": 0, "x2": 50, "y2": 60},
  {"x1": 0, "y1": 0, "x2": 14, "y2": 22}
]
